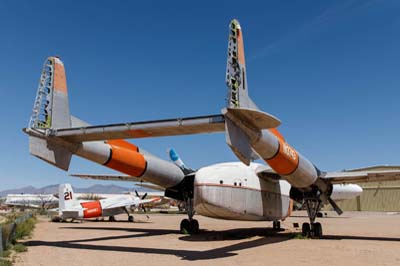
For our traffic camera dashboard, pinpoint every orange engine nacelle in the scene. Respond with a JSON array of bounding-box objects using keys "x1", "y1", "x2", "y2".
[{"x1": 80, "y1": 201, "x2": 102, "y2": 218}]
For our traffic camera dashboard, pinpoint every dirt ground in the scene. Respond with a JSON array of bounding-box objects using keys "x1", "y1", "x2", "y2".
[{"x1": 15, "y1": 211, "x2": 400, "y2": 266}]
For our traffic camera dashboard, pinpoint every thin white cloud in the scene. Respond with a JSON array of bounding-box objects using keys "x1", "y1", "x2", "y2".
[{"x1": 250, "y1": 0, "x2": 376, "y2": 61}]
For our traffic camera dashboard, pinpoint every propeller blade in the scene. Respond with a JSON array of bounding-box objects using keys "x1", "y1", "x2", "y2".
[
  {"x1": 141, "y1": 193, "x2": 148, "y2": 200},
  {"x1": 135, "y1": 190, "x2": 140, "y2": 198}
]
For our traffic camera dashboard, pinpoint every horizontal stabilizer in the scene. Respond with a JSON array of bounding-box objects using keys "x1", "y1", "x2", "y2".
[
  {"x1": 222, "y1": 108, "x2": 281, "y2": 130},
  {"x1": 46, "y1": 114, "x2": 225, "y2": 142}
]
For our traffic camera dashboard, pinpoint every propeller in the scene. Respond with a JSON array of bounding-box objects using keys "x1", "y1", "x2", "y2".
[{"x1": 134, "y1": 190, "x2": 148, "y2": 212}]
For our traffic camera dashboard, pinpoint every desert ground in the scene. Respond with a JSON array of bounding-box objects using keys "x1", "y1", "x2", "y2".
[{"x1": 16, "y1": 211, "x2": 400, "y2": 266}]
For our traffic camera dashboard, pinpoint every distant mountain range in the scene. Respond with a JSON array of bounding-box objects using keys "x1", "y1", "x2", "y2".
[{"x1": 0, "y1": 184, "x2": 155, "y2": 197}]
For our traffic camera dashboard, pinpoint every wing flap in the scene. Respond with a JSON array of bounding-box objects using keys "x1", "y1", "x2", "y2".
[{"x1": 48, "y1": 115, "x2": 225, "y2": 142}]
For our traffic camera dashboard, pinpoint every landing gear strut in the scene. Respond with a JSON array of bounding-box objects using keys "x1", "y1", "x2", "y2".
[
  {"x1": 302, "y1": 198, "x2": 323, "y2": 238},
  {"x1": 124, "y1": 207, "x2": 134, "y2": 223},
  {"x1": 180, "y1": 197, "x2": 199, "y2": 234}
]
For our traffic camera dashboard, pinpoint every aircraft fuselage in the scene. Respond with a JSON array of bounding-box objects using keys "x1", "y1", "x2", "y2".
[{"x1": 194, "y1": 162, "x2": 292, "y2": 221}]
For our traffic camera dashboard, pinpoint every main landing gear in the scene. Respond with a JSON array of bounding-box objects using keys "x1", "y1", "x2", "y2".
[
  {"x1": 124, "y1": 207, "x2": 134, "y2": 222},
  {"x1": 180, "y1": 198, "x2": 199, "y2": 234},
  {"x1": 302, "y1": 198, "x2": 323, "y2": 238}
]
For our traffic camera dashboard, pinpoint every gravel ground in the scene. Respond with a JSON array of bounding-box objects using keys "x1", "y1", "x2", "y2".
[{"x1": 15, "y1": 211, "x2": 400, "y2": 266}]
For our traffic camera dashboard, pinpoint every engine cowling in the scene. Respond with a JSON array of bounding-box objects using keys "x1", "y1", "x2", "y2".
[
  {"x1": 330, "y1": 184, "x2": 363, "y2": 201},
  {"x1": 290, "y1": 184, "x2": 362, "y2": 203}
]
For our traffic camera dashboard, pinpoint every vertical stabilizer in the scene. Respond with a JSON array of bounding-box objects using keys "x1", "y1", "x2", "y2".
[
  {"x1": 226, "y1": 19, "x2": 257, "y2": 109},
  {"x1": 59, "y1": 183, "x2": 76, "y2": 211},
  {"x1": 224, "y1": 19, "x2": 266, "y2": 164},
  {"x1": 29, "y1": 57, "x2": 71, "y2": 129},
  {"x1": 28, "y1": 57, "x2": 73, "y2": 170}
]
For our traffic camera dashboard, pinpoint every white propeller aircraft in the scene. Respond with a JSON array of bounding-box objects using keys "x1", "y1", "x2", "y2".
[
  {"x1": 58, "y1": 184, "x2": 158, "y2": 222},
  {"x1": 23, "y1": 19, "x2": 400, "y2": 238},
  {"x1": 5, "y1": 194, "x2": 58, "y2": 209}
]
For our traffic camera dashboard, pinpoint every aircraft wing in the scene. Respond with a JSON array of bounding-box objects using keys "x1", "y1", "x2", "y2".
[
  {"x1": 136, "y1": 183, "x2": 165, "y2": 191},
  {"x1": 70, "y1": 174, "x2": 144, "y2": 182},
  {"x1": 321, "y1": 168, "x2": 400, "y2": 184},
  {"x1": 43, "y1": 114, "x2": 225, "y2": 142},
  {"x1": 102, "y1": 197, "x2": 159, "y2": 210},
  {"x1": 255, "y1": 164, "x2": 400, "y2": 185},
  {"x1": 6, "y1": 203, "x2": 42, "y2": 209}
]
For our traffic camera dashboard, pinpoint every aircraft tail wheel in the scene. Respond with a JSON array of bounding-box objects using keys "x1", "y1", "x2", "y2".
[
  {"x1": 301, "y1": 222, "x2": 310, "y2": 237},
  {"x1": 128, "y1": 215, "x2": 134, "y2": 223},
  {"x1": 109, "y1": 216, "x2": 116, "y2": 222}
]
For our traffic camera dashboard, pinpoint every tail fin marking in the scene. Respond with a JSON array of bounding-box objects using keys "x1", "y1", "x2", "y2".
[{"x1": 59, "y1": 183, "x2": 77, "y2": 211}]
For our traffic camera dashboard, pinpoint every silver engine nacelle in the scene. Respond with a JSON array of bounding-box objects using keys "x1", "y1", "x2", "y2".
[{"x1": 330, "y1": 184, "x2": 363, "y2": 201}]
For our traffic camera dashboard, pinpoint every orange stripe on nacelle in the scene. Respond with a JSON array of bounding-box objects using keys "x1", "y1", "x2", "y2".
[
  {"x1": 53, "y1": 58, "x2": 68, "y2": 95},
  {"x1": 107, "y1": 139, "x2": 139, "y2": 151},
  {"x1": 266, "y1": 139, "x2": 299, "y2": 175},
  {"x1": 81, "y1": 201, "x2": 102, "y2": 218},
  {"x1": 106, "y1": 143, "x2": 146, "y2": 177},
  {"x1": 269, "y1": 128, "x2": 285, "y2": 142}
]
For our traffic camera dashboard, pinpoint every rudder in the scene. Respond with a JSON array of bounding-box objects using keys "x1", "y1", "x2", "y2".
[
  {"x1": 28, "y1": 57, "x2": 73, "y2": 170},
  {"x1": 29, "y1": 56, "x2": 71, "y2": 129},
  {"x1": 226, "y1": 19, "x2": 257, "y2": 109}
]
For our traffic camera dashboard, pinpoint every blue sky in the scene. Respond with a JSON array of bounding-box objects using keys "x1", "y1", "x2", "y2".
[{"x1": 1, "y1": 0, "x2": 400, "y2": 190}]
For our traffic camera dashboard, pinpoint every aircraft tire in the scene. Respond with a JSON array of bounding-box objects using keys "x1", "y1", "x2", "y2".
[
  {"x1": 180, "y1": 219, "x2": 191, "y2": 234},
  {"x1": 190, "y1": 219, "x2": 199, "y2": 234},
  {"x1": 312, "y1": 222, "x2": 323, "y2": 239},
  {"x1": 301, "y1": 222, "x2": 310, "y2": 237}
]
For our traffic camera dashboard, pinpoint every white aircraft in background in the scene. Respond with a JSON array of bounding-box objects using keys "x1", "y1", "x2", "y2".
[
  {"x1": 23, "y1": 19, "x2": 400, "y2": 238},
  {"x1": 58, "y1": 184, "x2": 159, "y2": 222},
  {"x1": 5, "y1": 194, "x2": 58, "y2": 209}
]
